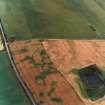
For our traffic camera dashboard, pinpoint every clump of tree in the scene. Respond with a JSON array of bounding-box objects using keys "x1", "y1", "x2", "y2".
[
  {"x1": 48, "y1": 81, "x2": 63, "y2": 104},
  {"x1": 89, "y1": 25, "x2": 96, "y2": 31},
  {"x1": 22, "y1": 55, "x2": 43, "y2": 67},
  {"x1": 35, "y1": 48, "x2": 58, "y2": 81},
  {"x1": 51, "y1": 97, "x2": 63, "y2": 103}
]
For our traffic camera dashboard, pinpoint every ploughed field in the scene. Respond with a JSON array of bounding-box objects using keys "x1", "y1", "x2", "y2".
[
  {"x1": 1, "y1": 0, "x2": 104, "y2": 39},
  {"x1": 43, "y1": 40, "x2": 105, "y2": 105},
  {"x1": 43, "y1": 40, "x2": 105, "y2": 73},
  {"x1": 10, "y1": 39, "x2": 105, "y2": 105},
  {"x1": 10, "y1": 40, "x2": 84, "y2": 105}
]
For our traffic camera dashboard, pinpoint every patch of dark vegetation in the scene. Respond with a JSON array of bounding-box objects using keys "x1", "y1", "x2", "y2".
[
  {"x1": 40, "y1": 49, "x2": 48, "y2": 59},
  {"x1": 35, "y1": 69, "x2": 56, "y2": 81},
  {"x1": 22, "y1": 55, "x2": 43, "y2": 67},
  {"x1": 39, "y1": 100, "x2": 44, "y2": 104},
  {"x1": 35, "y1": 48, "x2": 58, "y2": 81},
  {"x1": 48, "y1": 81, "x2": 63, "y2": 103},
  {"x1": 18, "y1": 48, "x2": 28, "y2": 54},
  {"x1": 48, "y1": 87, "x2": 56, "y2": 96},
  {"x1": 89, "y1": 25, "x2": 96, "y2": 31},
  {"x1": 48, "y1": 81, "x2": 57, "y2": 96},
  {"x1": 51, "y1": 97, "x2": 63, "y2": 103},
  {"x1": 39, "y1": 92, "x2": 44, "y2": 97}
]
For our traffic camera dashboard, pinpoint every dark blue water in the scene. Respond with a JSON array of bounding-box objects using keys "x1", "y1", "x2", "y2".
[{"x1": 87, "y1": 74, "x2": 103, "y2": 87}]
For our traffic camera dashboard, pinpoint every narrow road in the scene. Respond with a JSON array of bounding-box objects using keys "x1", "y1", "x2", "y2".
[{"x1": 0, "y1": 20, "x2": 37, "y2": 105}]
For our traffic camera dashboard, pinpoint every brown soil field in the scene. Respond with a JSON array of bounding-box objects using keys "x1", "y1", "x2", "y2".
[
  {"x1": 43, "y1": 40, "x2": 105, "y2": 73},
  {"x1": 9, "y1": 39, "x2": 105, "y2": 105},
  {"x1": 42, "y1": 40, "x2": 105, "y2": 105},
  {"x1": 9, "y1": 40, "x2": 84, "y2": 105}
]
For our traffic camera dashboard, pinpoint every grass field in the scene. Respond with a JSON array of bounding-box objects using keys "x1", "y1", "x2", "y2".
[
  {"x1": 0, "y1": 0, "x2": 102, "y2": 39},
  {"x1": 0, "y1": 52, "x2": 32, "y2": 105},
  {"x1": 82, "y1": 0, "x2": 105, "y2": 37}
]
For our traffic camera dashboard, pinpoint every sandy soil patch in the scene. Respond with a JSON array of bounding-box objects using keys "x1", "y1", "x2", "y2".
[{"x1": 0, "y1": 35, "x2": 4, "y2": 51}]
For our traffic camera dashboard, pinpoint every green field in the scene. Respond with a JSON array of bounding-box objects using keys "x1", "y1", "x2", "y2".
[
  {"x1": 0, "y1": 52, "x2": 32, "y2": 105},
  {"x1": 81, "y1": 0, "x2": 105, "y2": 38},
  {"x1": 0, "y1": 0, "x2": 105, "y2": 39}
]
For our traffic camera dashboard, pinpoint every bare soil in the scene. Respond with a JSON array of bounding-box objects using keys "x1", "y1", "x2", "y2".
[{"x1": 9, "y1": 40, "x2": 84, "y2": 105}]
